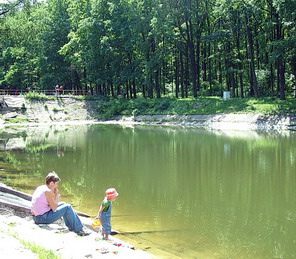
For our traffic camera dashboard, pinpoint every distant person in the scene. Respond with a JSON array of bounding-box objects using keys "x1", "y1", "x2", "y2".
[
  {"x1": 59, "y1": 85, "x2": 64, "y2": 95},
  {"x1": 55, "y1": 85, "x2": 59, "y2": 96},
  {"x1": 31, "y1": 171, "x2": 90, "y2": 236},
  {"x1": 95, "y1": 188, "x2": 119, "y2": 240}
]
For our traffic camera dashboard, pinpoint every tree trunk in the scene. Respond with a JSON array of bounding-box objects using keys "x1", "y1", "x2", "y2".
[
  {"x1": 175, "y1": 55, "x2": 179, "y2": 98},
  {"x1": 275, "y1": 13, "x2": 286, "y2": 100},
  {"x1": 132, "y1": 80, "x2": 137, "y2": 99},
  {"x1": 196, "y1": 33, "x2": 201, "y2": 94},
  {"x1": 202, "y1": 43, "x2": 207, "y2": 82},
  {"x1": 245, "y1": 14, "x2": 260, "y2": 98},
  {"x1": 180, "y1": 50, "x2": 185, "y2": 98},
  {"x1": 292, "y1": 56, "x2": 296, "y2": 98},
  {"x1": 148, "y1": 74, "x2": 153, "y2": 98},
  {"x1": 162, "y1": 60, "x2": 166, "y2": 95},
  {"x1": 155, "y1": 69, "x2": 161, "y2": 98},
  {"x1": 208, "y1": 43, "x2": 212, "y2": 94},
  {"x1": 142, "y1": 84, "x2": 146, "y2": 98},
  {"x1": 236, "y1": 19, "x2": 244, "y2": 97},
  {"x1": 185, "y1": 44, "x2": 189, "y2": 98},
  {"x1": 110, "y1": 80, "x2": 115, "y2": 97},
  {"x1": 224, "y1": 43, "x2": 230, "y2": 91},
  {"x1": 186, "y1": 19, "x2": 198, "y2": 97},
  {"x1": 218, "y1": 54, "x2": 223, "y2": 96}
]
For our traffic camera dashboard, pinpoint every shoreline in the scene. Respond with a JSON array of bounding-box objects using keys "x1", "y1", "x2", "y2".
[
  {"x1": 1, "y1": 113, "x2": 295, "y2": 132},
  {"x1": 0, "y1": 96, "x2": 295, "y2": 131},
  {"x1": 0, "y1": 185, "x2": 155, "y2": 259}
]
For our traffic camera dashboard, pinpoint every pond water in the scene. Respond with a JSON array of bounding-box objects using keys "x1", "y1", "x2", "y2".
[{"x1": 0, "y1": 124, "x2": 295, "y2": 258}]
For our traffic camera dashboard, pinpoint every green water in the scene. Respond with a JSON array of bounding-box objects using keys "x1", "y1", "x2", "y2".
[{"x1": 0, "y1": 124, "x2": 296, "y2": 258}]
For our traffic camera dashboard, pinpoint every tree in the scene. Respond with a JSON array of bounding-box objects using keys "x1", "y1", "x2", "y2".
[
  {"x1": 38, "y1": 0, "x2": 71, "y2": 90},
  {"x1": 0, "y1": 0, "x2": 295, "y2": 99}
]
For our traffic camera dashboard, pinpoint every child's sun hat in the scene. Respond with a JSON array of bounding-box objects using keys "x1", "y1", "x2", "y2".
[{"x1": 106, "y1": 188, "x2": 119, "y2": 200}]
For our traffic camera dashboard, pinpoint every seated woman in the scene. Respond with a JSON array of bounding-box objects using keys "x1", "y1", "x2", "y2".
[{"x1": 31, "y1": 171, "x2": 90, "y2": 236}]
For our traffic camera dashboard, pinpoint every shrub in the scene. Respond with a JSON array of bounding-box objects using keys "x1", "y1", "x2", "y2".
[
  {"x1": 96, "y1": 96, "x2": 296, "y2": 119},
  {"x1": 24, "y1": 91, "x2": 52, "y2": 101}
]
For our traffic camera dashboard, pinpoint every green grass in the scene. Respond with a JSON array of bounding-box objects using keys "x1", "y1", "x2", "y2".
[
  {"x1": 73, "y1": 95, "x2": 100, "y2": 100},
  {"x1": 23, "y1": 91, "x2": 54, "y2": 101},
  {"x1": 5, "y1": 230, "x2": 61, "y2": 259},
  {"x1": 52, "y1": 107, "x2": 64, "y2": 113},
  {"x1": 96, "y1": 97, "x2": 296, "y2": 119},
  {"x1": 23, "y1": 92, "x2": 100, "y2": 101},
  {"x1": 19, "y1": 239, "x2": 60, "y2": 259},
  {"x1": 6, "y1": 118, "x2": 29, "y2": 124}
]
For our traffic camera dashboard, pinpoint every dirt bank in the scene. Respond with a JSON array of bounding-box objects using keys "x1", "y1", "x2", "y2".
[
  {"x1": 0, "y1": 95, "x2": 295, "y2": 131},
  {"x1": 0, "y1": 96, "x2": 99, "y2": 124},
  {"x1": 131, "y1": 114, "x2": 296, "y2": 131}
]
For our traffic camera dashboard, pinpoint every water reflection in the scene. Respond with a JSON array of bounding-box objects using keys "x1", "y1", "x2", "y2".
[{"x1": 0, "y1": 124, "x2": 296, "y2": 258}]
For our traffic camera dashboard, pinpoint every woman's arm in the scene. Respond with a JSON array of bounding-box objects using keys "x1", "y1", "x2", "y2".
[
  {"x1": 45, "y1": 188, "x2": 60, "y2": 211},
  {"x1": 53, "y1": 188, "x2": 61, "y2": 203}
]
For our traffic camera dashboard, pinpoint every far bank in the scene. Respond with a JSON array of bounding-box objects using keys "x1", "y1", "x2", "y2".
[{"x1": 0, "y1": 95, "x2": 295, "y2": 131}]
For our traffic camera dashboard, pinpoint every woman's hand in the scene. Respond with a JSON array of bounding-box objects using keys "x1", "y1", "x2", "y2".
[
  {"x1": 45, "y1": 189, "x2": 58, "y2": 211},
  {"x1": 54, "y1": 188, "x2": 61, "y2": 202}
]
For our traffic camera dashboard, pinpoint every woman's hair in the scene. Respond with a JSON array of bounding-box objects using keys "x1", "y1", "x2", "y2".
[{"x1": 45, "y1": 171, "x2": 61, "y2": 185}]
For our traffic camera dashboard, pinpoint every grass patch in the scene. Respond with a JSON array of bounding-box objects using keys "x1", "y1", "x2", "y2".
[
  {"x1": 52, "y1": 107, "x2": 64, "y2": 113},
  {"x1": 20, "y1": 239, "x2": 60, "y2": 259},
  {"x1": 6, "y1": 117, "x2": 29, "y2": 124},
  {"x1": 24, "y1": 91, "x2": 54, "y2": 101},
  {"x1": 73, "y1": 95, "x2": 100, "y2": 100},
  {"x1": 5, "y1": 230, "x2": 61, "y2": 259},
  {"x1": 96, "y1": 97, "x2": 296, "y2": 119}
]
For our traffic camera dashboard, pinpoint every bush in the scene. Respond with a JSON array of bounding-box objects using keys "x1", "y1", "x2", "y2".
[
  {"x1": 97, "y1": 98, "x2": 128, "y2": 119},
  {"x1": 96, "y1": 96, "x2": 296, "y2": 119},
  {"x1": 154, "y1": 98, "x2": 171, "y2": 112},
  {"x1": 24, "y1": 91, "x2": 52, "y2": 101}
]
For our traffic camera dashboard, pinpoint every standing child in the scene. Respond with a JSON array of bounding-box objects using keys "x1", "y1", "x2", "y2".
[{"x1": 95, "y1": 188, "x2": 119, "y2": 240}]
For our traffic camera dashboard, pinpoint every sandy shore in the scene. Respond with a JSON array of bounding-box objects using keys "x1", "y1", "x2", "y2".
[{"x1": 0, "y1": 205, "x2": 155, "y2": 258}]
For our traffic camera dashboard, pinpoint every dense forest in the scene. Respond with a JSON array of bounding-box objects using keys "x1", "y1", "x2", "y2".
[{"x1": 0, "y1": 0, "x2": 295, "y2": 100}]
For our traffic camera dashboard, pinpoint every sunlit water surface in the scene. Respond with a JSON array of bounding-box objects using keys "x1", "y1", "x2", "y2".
[{"x1": 0, "y1": 124, "x2": 295, "y2": 258}]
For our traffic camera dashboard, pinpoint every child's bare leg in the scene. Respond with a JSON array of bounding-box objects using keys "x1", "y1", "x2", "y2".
[{"x1": 101, "y1": 230, "x2": 108, "y2": 240}]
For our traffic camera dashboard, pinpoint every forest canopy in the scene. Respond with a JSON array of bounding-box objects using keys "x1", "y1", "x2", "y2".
[{"x1": 0, "y1": 0, "x2": 295, "y2": 100}]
